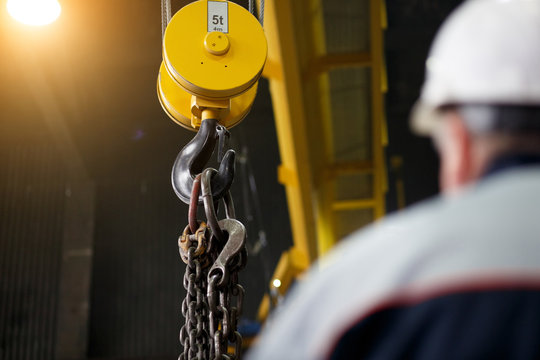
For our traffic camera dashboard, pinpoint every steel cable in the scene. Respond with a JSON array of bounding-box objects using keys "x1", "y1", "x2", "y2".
[
  {"x1": 161, "y1": 0, "x2": 172, "y2": 39},
  {"x1": 260, "y1": 0, "x2": 265, "y2": 26},
  {"x1": 249, "y1": 0, "x2": 264, "y2": 26}
]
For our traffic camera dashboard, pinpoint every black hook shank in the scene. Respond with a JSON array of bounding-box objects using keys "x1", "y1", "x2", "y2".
[{"x1": 172, "y1": 118, "x2": 235, "y2": 204}]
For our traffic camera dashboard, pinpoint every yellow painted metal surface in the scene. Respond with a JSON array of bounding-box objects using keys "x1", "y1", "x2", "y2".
[
  {"x1": 302, "y1": 0, "x2": 337, "y2": 258},
  {"x1": 258, "y1": 0, "x2": 388, "y2": 318},
  {"x1": 271, "y1": 247, "x2": 309, "y2": 297},
  {"x1": 163, "y1": 0, "x2": 267, "y2": 99},
  {"x1": 304, "y1": 52, "x2": 372, "y2": 80},
  {"x1": 369, "y1": 0, "x2": 387, "y2": 218},
  {"x1": 257, "y1": 247, "x2": 309, "y2": 322},
  {"x1": 332, "y1": 199, "x2": 377, "y2": 211},
  {"x1": 157, "y1": 62, "x2": 258, "y2": 130},
  {"x1": 262, "y1": 0, "x2": 388, "y2": 256},
  {"x1": 204, "y1": 31, "x2": 230, "y2": 56},
  {"x1": 264, "y1": 0, "x2": 387, "y2": 255},
  {"x1": 264, "y1": 0, "x2": 318, "y2": 262},
  {"x1": 157, "y1": 0, "x2": 267, "y2": 130}
]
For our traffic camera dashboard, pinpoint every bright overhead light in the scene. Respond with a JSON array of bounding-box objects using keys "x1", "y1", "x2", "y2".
[
  {"x1": 272, "y1": 279, "x2": 282, "y2": 288},
  {"x1": 7, "y1": 0, "x2": 61, "y2": 26}
]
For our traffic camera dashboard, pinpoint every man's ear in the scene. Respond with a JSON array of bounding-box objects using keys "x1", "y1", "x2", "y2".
[{"x1": 438, "y1": 111, "x2": 473, "y2": 194}]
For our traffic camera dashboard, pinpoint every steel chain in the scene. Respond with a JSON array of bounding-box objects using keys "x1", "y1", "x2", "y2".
[
  {"x1": 180, "y1": 246, "x2": 211, "y2": 360},
  {"x1": 179, "y1": 169, "x2": 248, "y2": 359}
]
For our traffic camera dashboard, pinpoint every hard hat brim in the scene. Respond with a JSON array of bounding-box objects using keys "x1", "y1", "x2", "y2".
[{"x1": 410, "y1": 101, "x2": 443, "y2": 136}]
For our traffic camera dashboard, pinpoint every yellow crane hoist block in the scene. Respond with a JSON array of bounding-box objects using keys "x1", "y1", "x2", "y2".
[{"x1": 157, "y1": 0, "x2": 267, "y2": 130}]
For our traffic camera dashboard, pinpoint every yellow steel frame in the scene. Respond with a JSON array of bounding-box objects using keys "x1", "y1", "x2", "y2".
[
  {"x1": 262, "y1": 0, "x2": 319, "y2": 263},
  {"x1": 259, "y1": 0, "x2": 388, "y2": 320}
]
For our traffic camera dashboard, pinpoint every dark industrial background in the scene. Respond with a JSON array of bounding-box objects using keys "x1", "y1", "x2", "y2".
[{"x1": 0, "y1": 0, "x2": 462, "y2": 359}]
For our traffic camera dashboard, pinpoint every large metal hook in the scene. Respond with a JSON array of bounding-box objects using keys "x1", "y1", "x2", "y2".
[{"x1": 172, "y1": 118, "x2": 235, "y2": 204}]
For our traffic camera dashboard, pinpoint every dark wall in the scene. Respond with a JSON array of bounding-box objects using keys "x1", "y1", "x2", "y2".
[
  {"x1": 0, "y1": 144, "x2": 66, "y2": 359},
  {"x1": 384, "y1": 0, "x2": 464, "y2": 211}
]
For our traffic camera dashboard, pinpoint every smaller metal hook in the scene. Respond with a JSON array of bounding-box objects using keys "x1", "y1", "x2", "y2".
[{"x1": 171, "y1": 118, "x2": 235, "y2": 205}]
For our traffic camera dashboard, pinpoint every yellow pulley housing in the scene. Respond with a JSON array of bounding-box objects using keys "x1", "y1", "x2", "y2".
[{"x1": 157, "y1": 0, "x2": 267, "y2": 130}]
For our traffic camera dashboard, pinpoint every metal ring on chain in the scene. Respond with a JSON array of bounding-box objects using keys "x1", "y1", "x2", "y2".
[
  {"x1": 201, "y1": 168, "x2": 226, "y2": 242},
  {"x1": 189, "y1": 174, "x2": 202, "y2": 233}
]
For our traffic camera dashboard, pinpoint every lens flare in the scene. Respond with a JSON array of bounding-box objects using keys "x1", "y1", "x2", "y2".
[{"x1": 7, "y1": 0, "x2": 61, "y2": 26}]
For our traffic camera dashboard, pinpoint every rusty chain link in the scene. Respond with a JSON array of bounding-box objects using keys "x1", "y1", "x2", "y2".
[
  {"x1": 178, "y1": 168, "x2": 248, "y2": 360},
  {"x1": 180, "y1": 247, "x2": 210, "y2": 359}
]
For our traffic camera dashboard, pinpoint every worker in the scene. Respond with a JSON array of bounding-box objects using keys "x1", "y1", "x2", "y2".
[{"x1": 247, "y1": 0, "x2": 540, "y2": 359}]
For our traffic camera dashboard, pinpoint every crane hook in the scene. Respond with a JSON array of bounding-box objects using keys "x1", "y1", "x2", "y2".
[{"x1": 172, "y1": 118, "x2": 235, "y2": 205}]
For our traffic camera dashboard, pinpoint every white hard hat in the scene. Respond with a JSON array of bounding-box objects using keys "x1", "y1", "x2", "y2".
[{"x1": 412, "y1": 0, "x2": 540, "y2": 134}]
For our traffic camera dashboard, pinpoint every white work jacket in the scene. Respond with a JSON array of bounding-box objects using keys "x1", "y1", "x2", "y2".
[{"x1": 247, "y1": 165, "x2": 540, "y2": 360}]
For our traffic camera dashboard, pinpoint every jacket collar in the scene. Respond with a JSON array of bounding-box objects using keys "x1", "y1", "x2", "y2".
[{"x1": 484, "y1": 154, "x2": 540, "y2": 178}]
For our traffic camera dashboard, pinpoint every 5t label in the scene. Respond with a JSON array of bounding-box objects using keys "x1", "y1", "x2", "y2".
[{"x1": 207, "y1": 1, "x2": 229, "y2": 33}]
